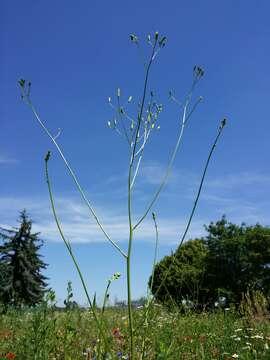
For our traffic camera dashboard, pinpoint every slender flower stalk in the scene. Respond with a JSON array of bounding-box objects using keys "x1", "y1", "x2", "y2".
[
  {"x1": 133, "y1": 72, "x2": 203, "y2": 231},
  {"x1": 44, "y1": 151, "x2": 112, "y2": 355},
  {"x1": 126, "y1": 35, "x2": 158, "y2": 359},
  {"x1": 150, "y1": 118, "x2": 227, "y2": 302},
  {"x1": 19, "y1": 83, "x2": 126, "y2": 259},
  {"x1": 140, "y1": 212, "x2": 159, "y2": 359}
]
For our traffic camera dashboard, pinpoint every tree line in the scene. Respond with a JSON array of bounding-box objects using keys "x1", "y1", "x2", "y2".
[
  {"x1": 1, "y1": 212, "x2": 270, "y2": 310},
  {"x1": 150, "y1": 216, "x2": 270, "y2": 308}
]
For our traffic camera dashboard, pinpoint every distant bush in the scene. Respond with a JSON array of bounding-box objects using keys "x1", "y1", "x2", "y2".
[{"x1": 150, "y1": 216, "x2": 270, "y2": 308}]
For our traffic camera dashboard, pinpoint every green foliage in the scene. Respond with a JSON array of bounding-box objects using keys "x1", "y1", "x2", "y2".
[
  {"x1": 1, "y1": 306, "x2": 270, "y2": 359},
  {"x1": 64, "y1": 281, "x2": 79, "y2": 310},
  {"x1": 0, "y1": 210, "x2": 48, "y2": 307},
  {"x1": 151, "y1": 216, "x2": 270, "y2": 307},
  {"x1": 150, "y1": 239, "x2": 208, "y2": 307}
]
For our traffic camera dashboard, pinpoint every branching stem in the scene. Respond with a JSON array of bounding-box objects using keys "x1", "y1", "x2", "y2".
[{"x1": 22, "y1": 93, "x2": 127, "y2": 259}]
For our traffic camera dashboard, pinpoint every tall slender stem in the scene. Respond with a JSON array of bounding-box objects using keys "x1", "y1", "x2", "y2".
[
  {"x1": 44, "y1": 153, "x2": 112, "y2": 355},
  {"x1": 126, "y1": 39, "x2": 157, "y2": 360},
  {"x1": 151, "y1": 119, "x2": 227, "y2": 302}
]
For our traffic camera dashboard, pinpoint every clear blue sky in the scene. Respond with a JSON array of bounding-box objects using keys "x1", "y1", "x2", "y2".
[{"x1": 1, "y1": 0, "x2": 270, "y2": 305}]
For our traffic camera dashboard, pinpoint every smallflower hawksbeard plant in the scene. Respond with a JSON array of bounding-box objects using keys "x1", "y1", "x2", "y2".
[{"x1": 19, "y1": 31, "x2": 227, "y2": 359}]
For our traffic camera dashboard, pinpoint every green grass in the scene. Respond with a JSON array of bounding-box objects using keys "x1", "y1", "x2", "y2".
[{"x1": 0, "y1": 304, "x2": 270, "y2": 359}]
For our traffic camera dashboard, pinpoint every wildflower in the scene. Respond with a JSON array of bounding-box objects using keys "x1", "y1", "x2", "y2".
[
  {"x1": 112, "y1": 327, "x2": 121, "y2": 338},
  {"x1": 231, "y1": 354, "x2": 239, "y2": 358},
  {"x1": 183, "y1": 335, "x2": 193, "y2": 342},
  {"x1": 234, "y1": 328, "x2": 242, "y2": 332},
  {"x1": 117, "y1": 351, "x2": 122, "y2": 358},
  {"x1": 6, "y1": 353, "x2": 16, "y2": 359},
  {"x1": 251, "y1": 334, "x2": 264, "y2": 339},
  {"x1": 199, "y1": 335, "x2": 206, "y2": 343},
  {"x1": 0, "y1": 330, "x2": 12, "y2": 339}
]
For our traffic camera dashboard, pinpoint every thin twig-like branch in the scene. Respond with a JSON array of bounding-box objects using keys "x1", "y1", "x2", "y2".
[
  {"x1": 21, "y1": 92, "x2": 127, "y2": 258},
  {"x1": 150, "y1": 118, "x2": 227, "y2": 302},
  {"x1": 44, "y1": 152, "x2": 111, "y2": 354}
]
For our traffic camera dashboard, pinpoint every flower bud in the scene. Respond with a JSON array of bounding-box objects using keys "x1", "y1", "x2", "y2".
[
  {"x1": 45, "y1": 151, "x2": 51, "y2": 162},
  {"x1": 159, "y1": 36, "x2": 166, "y2": 48},
  {"x1": 220, "y1": 118, "x2": 227, "y2": 129},
  {"x1": 18, "y1": 79, "x2": 26, "y2": 88},
  {"x1": 130, "y1": 34, "x2": 138, "y2": 43}
]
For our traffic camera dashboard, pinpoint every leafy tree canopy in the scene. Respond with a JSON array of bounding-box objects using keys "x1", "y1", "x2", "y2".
[{"x1": 150, "y1": 216, "x2": 270, "y2": 308}]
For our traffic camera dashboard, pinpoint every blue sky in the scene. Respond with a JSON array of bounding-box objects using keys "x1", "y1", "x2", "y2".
[{"x1": 1, "y1": 0, "x2": 270, "y2": 305}]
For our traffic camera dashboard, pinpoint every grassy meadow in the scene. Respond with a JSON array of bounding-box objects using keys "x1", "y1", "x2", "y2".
[{"x1": 0, "y1": 302, "x2": 270, "y2": 359}]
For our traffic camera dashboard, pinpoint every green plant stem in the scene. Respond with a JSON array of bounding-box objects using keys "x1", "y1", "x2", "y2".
[
  {"x1": 133, "y1": 84, "x2": 202, "y2": 231},
  {"x1": 150, "y1": 213, "x2": 159, "y2": 295},
  {"x1": 45, "y1": 155, "x2": 111, "y2": 356},
  {"x1": 140, "y1": 212, "x2": 159, "y2": 359},
  {"x1": 126, "y1": 39, "x2": 157, "y2": 360},
  {"x1": 151, "y1": 120, "x2": 226, "y2": 302},
  {"x1": 101, "y1": 280, "x2": 111, "y2": 314},
  {"x1": 22, "y1": 93, "x2": 126, "y2": 259}
]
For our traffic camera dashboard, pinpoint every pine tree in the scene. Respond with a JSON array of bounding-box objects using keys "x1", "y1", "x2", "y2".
[{"x1": 0, "y1": 210, "x2": 48, "y2": 307}]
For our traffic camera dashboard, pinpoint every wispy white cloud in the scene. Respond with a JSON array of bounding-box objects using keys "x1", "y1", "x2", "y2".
[
  {"x1": 0, "y1": 155, "x2": 18, "y2": 164},
  {"x1": 205, "y1": 172, "x2": 270, "y2": 190},
  {"x1": 0, "y1": 195, "x2": 206, "y2": 245},
  {"x1": 139, "y1": 161, "x2": 197, "y2": 187},
  {"x1": 0, "y1": 168, "x2": 269, "y2": 246}
]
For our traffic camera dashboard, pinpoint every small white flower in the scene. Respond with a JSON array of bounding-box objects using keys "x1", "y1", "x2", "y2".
[
  {"x1": 251, "y1": 334, "x2": 264, "y2": 339},
  {"x1": 235, "y1": 328, "x2": 243, "y2": 332},
  {"x1": 231, "y1": 354, "x2": 239, "y2": 358}
]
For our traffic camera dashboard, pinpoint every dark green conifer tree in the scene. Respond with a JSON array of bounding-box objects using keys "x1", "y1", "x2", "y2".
[{"x1": 0, "y1": 210, "x2": 48, "y2": 307}]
